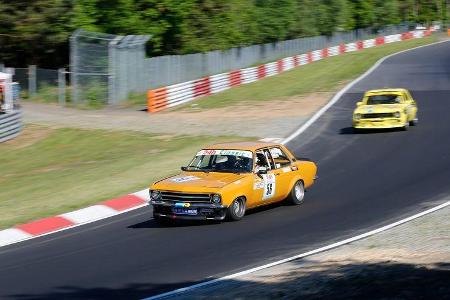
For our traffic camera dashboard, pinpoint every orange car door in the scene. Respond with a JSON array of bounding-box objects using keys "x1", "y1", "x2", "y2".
[
  {"x1": 269, "y1": 147, "x2": 294, "y2": 201},
  {"x1": 252, "y1": 149, "x2": 278, "y2": 206}
]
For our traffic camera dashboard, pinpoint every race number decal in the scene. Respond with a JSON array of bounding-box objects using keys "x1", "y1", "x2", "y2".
[{"x1": 262, "y1": 174, "x2": 276, "y2": 200}]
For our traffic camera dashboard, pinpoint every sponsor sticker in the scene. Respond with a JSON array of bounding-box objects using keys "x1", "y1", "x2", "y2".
[
  {"x1": 253, "y1": 180, "x2": 264, "y2": 190},
  {"x1": 282, "y1": 167, "x2": 291, "y2": 173},
  {"x1": 175, "y1": 202, "x2": 191, "y2": 208},
  {"x1": 197, "y1": 149, "x2": 253, "y2": 158},
  {"x1": 170, "y1": 175, "x2": 200, "y2": 183}
]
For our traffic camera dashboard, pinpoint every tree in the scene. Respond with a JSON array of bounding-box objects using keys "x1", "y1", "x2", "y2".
[
  {"x1": 254, "y1": 0, "x2": 297, "y2": 43},
  {"x1": 0, "y1": 0, "x2": 73, "y2": 68},
  {"x1": 373, "y1": 0, "x2": 401, "y2": 29},
  {"x1": 350, "y1": 0, "x2": 375, "y2": 28}
]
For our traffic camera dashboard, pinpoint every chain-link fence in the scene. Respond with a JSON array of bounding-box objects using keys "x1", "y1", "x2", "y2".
[
  {"x1": 0, "y1": 65, "x2": 63, "y2": 104},
  {"x1": 70, "y1": 30, "x2": 150, "y2": 105},
  {"x1": 70, "y1": 23, "x2": 412, "y2": 105}
]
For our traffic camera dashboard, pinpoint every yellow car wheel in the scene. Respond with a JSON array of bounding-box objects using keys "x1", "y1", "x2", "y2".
[
  {"x1": 227, "y1": 197, "x2": 246, "y2": 221},
  {"x1": 402, "y1": 121, "x2": 410, "y2": 131},
  {"x1": 288, "y1": 180, "x2": 305, "y2": 205}
]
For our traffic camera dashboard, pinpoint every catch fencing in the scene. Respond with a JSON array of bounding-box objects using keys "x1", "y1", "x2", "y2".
[
  {"x1": 70, "y1": 30, "x2": 150, "y2": 105},
  {"x1": 0, "y1": 64, "x2": 66, "y2": 105},
  {"x1": 147, "y1": 30, "x2": 433, "y2": 113},
  {"x1": 71, "y1": 24, "x2": 412, "y2": 105}
]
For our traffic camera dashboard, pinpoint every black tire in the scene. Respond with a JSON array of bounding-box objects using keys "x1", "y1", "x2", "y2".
[
  {"x1": 409, "y1": 117, "x2": 418, "y2": 126},
  {"x1": 226, "y1": 198, "x2": 246, "y2": 221},
  {"x1": 288, "y1": 180, "x2": 305, "y2": 205},
  {"x1": 402, "y1": 121, "x2": 409, "y2": 131},
  {"x1": 153, "y1": 213, "x2": 173, "y2": 226}
]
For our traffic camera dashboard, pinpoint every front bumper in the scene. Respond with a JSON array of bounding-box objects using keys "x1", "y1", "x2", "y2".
[
  {"x1": 353, "y1": 118, "x2": 405, "y2": 129},
  {"x1": 151, "y1": 200, "x2": 227, "y2": 221}
]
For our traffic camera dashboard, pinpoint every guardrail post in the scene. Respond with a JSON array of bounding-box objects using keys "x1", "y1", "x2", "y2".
[
  {"x1": 58, "y1": 68, "x2": 66, "y2": 106},
  {"x1": 28, "y1": 65, "x2": 37, "y2": 97}
]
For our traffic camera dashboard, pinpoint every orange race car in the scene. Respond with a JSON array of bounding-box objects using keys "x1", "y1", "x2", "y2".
[{"x1": 149, "y1": 142, "x2": 317, "y2": 223}]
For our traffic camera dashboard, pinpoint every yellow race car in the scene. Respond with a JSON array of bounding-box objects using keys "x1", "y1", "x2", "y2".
[
  {"x1": 149, "y1": 142, "x2": 317, "y2": 223},
  {"x1": 353, "y1": 88, "x2": 418, "y2": 131}
]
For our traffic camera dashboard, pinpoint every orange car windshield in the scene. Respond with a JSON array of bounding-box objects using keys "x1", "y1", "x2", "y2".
[{"x1": 186, "y1": 149, "x2": 253, "y2": 173}]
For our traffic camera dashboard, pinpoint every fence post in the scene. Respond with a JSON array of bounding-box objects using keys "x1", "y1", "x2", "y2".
[
  {"x1": 28, "y1": 65, "x2": 37, "y2": 97},
  {"x1": 108, "y1": 36, "x2": 121, "y2": 104},
  {"x1": 58, "y1": 68, "x2": 66, "y2": 106},
  {"x1": 70, "y1": 31, "x2": 78, "y2": 104}
]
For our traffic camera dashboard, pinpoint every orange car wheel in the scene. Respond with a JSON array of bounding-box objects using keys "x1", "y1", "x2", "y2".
[{"x1": 227, "y1": 197, "x2": 246, "y2": 221}]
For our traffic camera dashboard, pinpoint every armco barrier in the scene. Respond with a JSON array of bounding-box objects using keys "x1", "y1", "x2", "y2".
[
  {"x1": 0, "y1": 110, "x2": 22, "y2": 142},
  {"x1": 148, "y1": 29, "x2": 432, "y2": 113}
]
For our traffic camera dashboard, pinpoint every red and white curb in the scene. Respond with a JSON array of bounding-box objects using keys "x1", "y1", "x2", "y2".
[{"x1": 0, "y1": 190, "x2": 150, "y2": 247}]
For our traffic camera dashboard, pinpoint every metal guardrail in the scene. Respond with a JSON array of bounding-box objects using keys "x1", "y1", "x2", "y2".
[{"x1": 0, "y1": 110, "x2": 22, "y2": 142}]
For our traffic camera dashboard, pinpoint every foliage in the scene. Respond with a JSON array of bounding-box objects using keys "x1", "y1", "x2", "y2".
[{"x1": 0, "y1": 0, "x2": 445, "y2": 68}]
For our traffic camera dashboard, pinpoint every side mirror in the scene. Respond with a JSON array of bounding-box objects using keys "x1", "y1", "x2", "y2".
[
  {"x1": 181, "y1": 166, "x2": 187, "y2": 171},
  {"x1": 256, "y1": 168, "x2": 267, "y2": 175},
  {"x1": 356, "y1": 101, "x2": 363, "y2": 107}
]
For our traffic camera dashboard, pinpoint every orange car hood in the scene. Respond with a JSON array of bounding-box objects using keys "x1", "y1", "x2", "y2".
[{"x1": 153, "y1": 171, "x2": 248, "y2": 192}]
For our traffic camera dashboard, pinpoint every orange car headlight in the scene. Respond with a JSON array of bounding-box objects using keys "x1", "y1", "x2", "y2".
[
  {"x1": 150, "y1": 190, "x2": 161, "y2": 201},
  {"x1": 211, "y1": 194, "x2": 222, "y2": 204}
]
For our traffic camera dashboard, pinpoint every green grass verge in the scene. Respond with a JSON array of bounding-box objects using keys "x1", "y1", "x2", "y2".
[
  {"x1": 177, "y1": 36, "x2": 438, "y2": 110},
  {"x1": 0, "y1": 125, "x2": 250, "y2": 229}
]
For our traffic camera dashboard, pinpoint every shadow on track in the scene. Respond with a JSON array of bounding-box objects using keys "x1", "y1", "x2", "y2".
[
  {"x1": 128, "y1": 201, "x2": 292, "y2": 229},
  {"x1": 7, "y1": 260, "x2": 449, "y2": 300},
  {"x1": 339, "y1": 126, "x2": 407, "y2": 135}
]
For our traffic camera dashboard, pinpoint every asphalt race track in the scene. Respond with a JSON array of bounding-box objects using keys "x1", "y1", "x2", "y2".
[{"x1": 0, "y1": 41, "x2": 449, "y2": 300}]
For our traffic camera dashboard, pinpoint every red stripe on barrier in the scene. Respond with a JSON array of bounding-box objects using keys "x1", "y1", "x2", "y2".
[
  {"x1": 277, "y1": 60, "x2": 284, "y2": 73},
  {"x1": 401, "y1": 32, "x2": 413, "y2": 40},
  {"x1": 339, "y1": 44, "x2": 346, "y2": 54},
  {"x1": 16, "y1": 217, "x2": 74, "y2": 236},
  {"x1": 293, "y1": 55, "x2": 299, "y2": 67},
  {"x1": 307, "y1": 52, "x2": 313, "y2": 63},
  {"x1": 322, "y1": 48, "x2": 328, "y2": 58},
  {"x1": 257, "y1": 65, "x2": 266, "y2": 79},
  {"x1": 375, "y1": 37, "x2": 385, "y2": 45},
  {"x1": 357, "y1": 41, "x2": 364, "y2": 50},
  {"x1": 229, "y1": 70, "x2": 241, "y2": 87},
  {"x1": 102, "y1": 195, "x2": 146, "y2": 212},
  {"x1": 193, "y1": 77, "x2": 210, "y2": 98}
]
